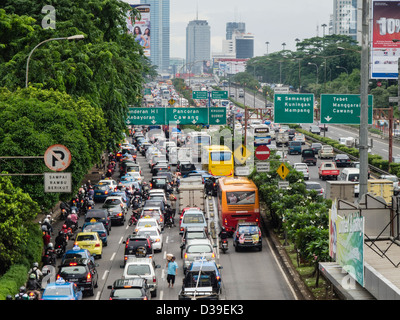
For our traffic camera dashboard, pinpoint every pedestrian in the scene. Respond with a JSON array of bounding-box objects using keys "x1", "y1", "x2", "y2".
[{"x1": 166, "y1": 256, "x2": 178, "y2": 288}]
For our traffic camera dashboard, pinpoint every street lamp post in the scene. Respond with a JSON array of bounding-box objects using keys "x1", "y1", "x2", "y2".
[
  {"x1": 308, "y1": 62, "x2": 319, "y2": 85},
  {"x1": 25, "y1": 35, "x2": 85, "y2": 88}
]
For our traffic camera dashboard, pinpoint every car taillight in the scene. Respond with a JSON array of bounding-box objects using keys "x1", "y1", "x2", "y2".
[
  {"x1": 211, "y1": 253, "x2": 215, "y2": 258},
  {"x1": 184, "y1": 253, "x2": 187, "y2": 259},
  {"x1": 101, "y1": 233, "x2": 106, "y2": 237},
  {"x1": 180, "y1": 227, "x2": 184, "y2": 232},
  {"x1": 95, "y1": 243, "x2": 101, "y2": 247},
  {"x1": 153, "y1": 276, "x2": 157, "y2": 283},
  {"x1": 87, "y1": 272, "x2": 92, "y2": 282},
  {"x1": 224, "y1": 218, "x2": 228, "y2": 225}
]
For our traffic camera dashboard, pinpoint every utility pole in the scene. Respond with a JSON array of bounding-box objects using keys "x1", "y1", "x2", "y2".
[{"x1": 359, "y1": 0, "x2": 369, "y2": 200}]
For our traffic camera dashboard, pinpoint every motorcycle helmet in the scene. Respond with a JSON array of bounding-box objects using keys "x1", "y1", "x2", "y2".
[
  {"x1": 19, "y1": 286, "x2": 26, "y2": 293},
  {"x1": 62, "y1": 224, "x2": 67, "y2": 229},
  {"x1": 47, "y1": 243, "x2": 54, "y2": 249},
  {"x1": 6, "y1": 295, "x2": 12, "y2": 300},
  {"x1": 33, "y1": 262, "x2": 39, "y2": 268},
  {"x1": 29, "y1": 273, "x2": 36, "y2": 280}
]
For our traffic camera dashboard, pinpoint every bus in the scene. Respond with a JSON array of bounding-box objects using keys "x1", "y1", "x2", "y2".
[
  {"x1": 217, "y1": 177, "x2": 260, "y2": 234},
  {"x1": 201, "y1": 145, "x2": 234, "y2": 177},
  {"x1": 252, "y1": 124, "x2": 271, "y2": 147},
  {"x1": 185, "y1": 132, "x2": 211, "y2": 161}
]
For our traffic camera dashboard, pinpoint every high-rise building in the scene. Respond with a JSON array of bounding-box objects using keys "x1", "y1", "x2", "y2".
[
  {"x1": 226, "y1": 22, "x2": 246, "y2": 40},
  {"x1": 140, "y1": 0, "x2": 170, "y2": 72},
  {"x1": 233, "y1": 31, "x2": 254, "y2": 59},
  {"x1": 331, "y1": 0, "x2": 361, "y2": 43},
  {"x1": 186, "y1": 19, "x2": 211, "y2": 75}
]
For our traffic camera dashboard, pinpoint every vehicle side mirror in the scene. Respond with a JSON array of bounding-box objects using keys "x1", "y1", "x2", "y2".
[{"x1": 107, "y1": 285, "x2": 112, "y2": 290}]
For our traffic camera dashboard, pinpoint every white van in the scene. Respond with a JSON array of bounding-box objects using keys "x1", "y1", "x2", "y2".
[
  {"x1": 338, "y1": 168, "x2": 360, "y2": 196},
  {"x1": 123, "y1": 257, "x2": 161, "y2": 297}
]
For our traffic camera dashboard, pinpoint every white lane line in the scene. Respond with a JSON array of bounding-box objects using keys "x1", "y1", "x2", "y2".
[
  {"x1": 110, "y1": 252, "x2": 116, "y2": 261},
  {"x1": 102, "y1": 270, "x2": 109, "y2": 280},
  {"x1": 96, "y1": 291, "x2": 101, "y2": 300},
  {"x1": 119, "y1": 236, "x2": 123, "y2": 244}
]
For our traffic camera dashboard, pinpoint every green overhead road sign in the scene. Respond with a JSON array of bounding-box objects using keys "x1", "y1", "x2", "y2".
[
  {"x1": 126, "y1": 107, "x2": 226, "y2": 125},
  {"x1": 192, "y1": 91, "x2": 208, "y2": 100},
  {"x1": 211, "y1": 90, "x2": 228, "y2": 99},
  {"x1": 192, "y1": 90, "x2": 228, "y2": 100},
  {"x1": 274, "y1": 94, "x2": 314, "y2": 124},
  {"x1": 320, "y1": 94, "x2": 373, "y2": 124}
]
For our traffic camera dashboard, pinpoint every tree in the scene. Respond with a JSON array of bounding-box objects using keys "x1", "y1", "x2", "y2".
[{"x1": 0, "y1": 174, "x2": 40, "y2": 273}]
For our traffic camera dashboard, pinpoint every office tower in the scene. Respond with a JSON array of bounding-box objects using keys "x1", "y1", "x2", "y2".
[
  {"x1": 186, "y1": 19, "x2": 211, "y2": 75},
  {"x1": 331, "y1": 0, "x2": 361, "y2": 43},
  {"x1": 140, "y1": 0, "x2": 170, "y2": 72},
  {"x1": 226, "y1": 22, "x2": 246, "y2": 40},
  {"x1": 233, "y1": 31, "x2": 254, "y2": 59}
]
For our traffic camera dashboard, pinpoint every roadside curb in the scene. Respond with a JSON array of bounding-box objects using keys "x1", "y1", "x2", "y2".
[{"x1": 260, "y1": 210, "x2": 314, "y2": 300}]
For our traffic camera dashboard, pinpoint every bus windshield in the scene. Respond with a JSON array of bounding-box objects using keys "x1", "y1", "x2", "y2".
[
  {"x1": 226, "y1": 191, "x2": 255, "y2": 205},
  {"x1": 210, "y1": 152, "x2": 232, "y2": 162},
  {"x1": 254, "y1": 127, "x2": 269, "y2": 134}
]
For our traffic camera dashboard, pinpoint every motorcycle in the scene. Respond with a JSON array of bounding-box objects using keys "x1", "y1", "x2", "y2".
[
  {"x1": 60, "y1": 202, "x2": 71, "y2": 220},
  {"x1": 26, "y1": 290, "x2": 40, "y2": 300},
  {"x1": 164, "y1": 216, "x2": 175, "y2": 228},
  {"x1": 221, "y1": 238, "x2": 228, "y2": 253},
  {"x1": 55, "y1": 244, "x2": 65, "y2": 258},
  {"x1": 131, "y1": 195, "x2": 142, "y2": 210},
  {"x1": 42, "y1": 250, "x2": 56, "y2": 267}
]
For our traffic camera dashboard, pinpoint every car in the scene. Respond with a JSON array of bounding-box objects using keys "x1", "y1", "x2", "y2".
[
  {"x1": 179, "y1": 259, "x2": 223, "y2": 300},
  {"x1": 177, "y1": 162, "x2": 196, "y2": 176},
  {"x1": 81, "y1": 221, "x2": 108, "y2": 246},
  {"x1": 62, "y1": 245, "x2": 95, "y2": 265},
  {"x1": 127, "y1": 171, "x2": 143, "y2": 183},
  {"x1": 135, "y1": 226, "x2": 163, "y2": 252},
  {"x1": 309, "y1": 125, "x2": 321, "y2": 135},
  {"x1": 84, "y1": 209, "x2": 112, "y2": 234},
  {"x1": 183, "y1": 239, "x2": 216, "y2": 274},
  {"x1": 180, "y1": 226, "x2": 209, "y2": 258},
  {"x1": 140, "y1": 207, "x2": 164, "y2": 229},
  {"x1": 152, "y1": 163, "x2": 170, "y2": 176},
  {"x1": 41, "y1": 278, "x2": 83, "y2": 300},
  {"x1": 107, "y1": 278, "x2": 151, "y2": 300},
  {"x1": 122, "y1": 234, "x2": 154, "y2": 266},
  {"x1": 56, "y1": 258, "x2": 99, "y2": 296},
  {"x1": 293, "y1": 132, "x2": 306, "y2": 144},
  {"x1": 334, "y1": 154, "x2": 351, "y2": 167},
  {"x1": 379, "y1": 174, "x2": 400, "y2": 195},
  {"x1": 102, "y1": 200, "x2": 126, "y2": 226},
  {"x1": 150, "y1": 176, "x2": 169, "y2": 192},
  {"x1": 102, "y1": 195, "x2": 128, "y2": 215},
  {"x1": 304, "y1": 181, "x2": 325, "y2": 197},
  {"x1": 122, "y1": 257, "x2": 161, "y2": 297},
  {"x1": 179, "y1": 209, "x2": 207, "y2": 235},
  {"x1": 135, "y1": 217, "x2": 162, "y2": 233},
  {"x1": 311, "y1": 143, "x2": 323, "y2": 155},
  {"x1": 233, "y1": 222, "x2": 262, "y2": 252},
  {"x1": 288, "y1": 141, "x2": 302, "y2": 155},
  {"x1": 351, "y1": 161, "x2": 371, "y2": 178},
  {"x1": 93, "y1": 184, "x2": 114, "y2": 202},
  {"x1": 73, "y1": 231, "x2": 103, "y2": 258},
  {"x1": 143, "y1": 199, "x2": 165, "y2": 214},
  {"x1": 293, "y1": 163, "x2": 310, "y2": 180}
]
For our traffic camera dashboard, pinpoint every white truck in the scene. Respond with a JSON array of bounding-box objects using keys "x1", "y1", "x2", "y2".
[
  {"x1": 276, "y1": 131, "x2": 289, "y2": 147},
  {"x1": 178, "y1": 179, "x2": 205, "y2": 213}
]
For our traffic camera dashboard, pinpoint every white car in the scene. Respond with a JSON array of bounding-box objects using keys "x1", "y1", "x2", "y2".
[
  {"x1": 135, "y1": 226, "x2": 163, "y2": 252},
  {"x1": 293, "y1": 163, "x2": 310, "y2": 180},
  {"x1": 97, "y1": 179, "x2": 118, "y2": 190},
  {"x1": 126, "y1": 171, "x2": 143, "y2": 182},
  {"x1": 135, "y1": 217, "x2": 162, "y2": 233},
  {"x1": 123, "y1": 257, "x2": 161, "y2": 297}
]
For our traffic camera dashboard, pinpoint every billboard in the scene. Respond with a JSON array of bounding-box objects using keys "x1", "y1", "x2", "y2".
[
  {"x1": 127, "y1": 4, "x2": 151, "y2": 57},
  {"x1": 371, "y1": 1, "x2": 400, "y2": 79},
  {"x1": 329, "y1": 200, "x2": 365, "y2": 287}
]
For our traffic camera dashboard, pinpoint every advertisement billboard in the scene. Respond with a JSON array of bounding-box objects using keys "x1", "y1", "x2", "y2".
[
  {"x1": 127, "y1": 4, "x2": 151, "y2": 57},
  {"x1": 371, "y1": 0, "x2": 400, "y2": 79},
  {"x1": 329, "y1": 200, "x2": 365, "y2": 287}
]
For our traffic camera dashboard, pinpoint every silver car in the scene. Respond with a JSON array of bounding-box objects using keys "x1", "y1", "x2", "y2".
[{"x1": 182, "y1": 239, "x2": 216, "y2": 274}]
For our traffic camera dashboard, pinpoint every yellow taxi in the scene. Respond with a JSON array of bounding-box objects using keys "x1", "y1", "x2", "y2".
[{"x1": 74, "y1": 232, "x2": 103, "y2": 259}]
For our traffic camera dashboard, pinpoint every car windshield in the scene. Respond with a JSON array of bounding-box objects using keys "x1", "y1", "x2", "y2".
[
  {"x1": 59, "y1": 266, "x2": 87, "y2": 276},
  {"x1": 126, "y1": 264, "x2": 151, "y2": 276},
  {"x1": 113, "y1": 288, "x2": 143, "y2": 299},
  {"x1": 83, "y1": 224, "x2": 104, "y2": 232},
  {"x1": 104, "y1": 199, "x2": 121, "y2": 206},
  {"x1": 187, "y1": 245, "x2": 212, "y2": 253},
  {"x1": 186, "y1": 232, "x2": 206, "y2": 240},
  {"x1": 348, "y1": 174, "x2": 359, "y2": 182},
  {"x1": 43, "y1": 286, "x2": 71, "y2": 297},
  {"x1": 77, "y1": 234, "x2": 96, "y2": 241},
  {"x1": 137, "y1": 230, "x2": 158, "y2": 237},
  {"x1": 95, "y1": 185, "x2": 109, "y2": 191},
  {"x1": 183, "y1": 214, "x2": 205, "y2": 224},
  {"x1": 238, "y1": 226, "x2": 259, "y2": 234},
  {"x1": 306, "y1": 183, "x2": 321, "y2": 190}
]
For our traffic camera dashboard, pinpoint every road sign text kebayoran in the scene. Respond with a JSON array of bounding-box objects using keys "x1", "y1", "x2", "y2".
[{"x1": 126, "y1": 107, "x2": 226, "y2": 125}]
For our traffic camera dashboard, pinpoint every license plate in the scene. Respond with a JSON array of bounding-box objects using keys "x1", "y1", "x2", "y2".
[
  {"x1": 69, "y1": 278, "x2": 78, "y2": 282},
  {"x1": 96, "y1": 192, "x2": 101, "y2": 195}
]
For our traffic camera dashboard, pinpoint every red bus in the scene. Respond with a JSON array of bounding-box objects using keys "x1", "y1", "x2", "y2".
[{"x1": 217, "y1": 177, "x2": 260, "y2": 234}]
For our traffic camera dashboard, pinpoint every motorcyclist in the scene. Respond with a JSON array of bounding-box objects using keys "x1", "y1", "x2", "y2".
[
  {"x1": 28, "y1": 262, "x2": 43, "y2": 281},
  {"x1": 26, "y1": 273, "x2": 42, "y2": 299},
  {"x1": 164, "y1": 205, "x2": 174, "y2": 227},
  {"x1": 14, "y1": 286, "x2": 29, "y2": 300},
  {"x1": 42, "y1": 243, "x2": 56, "y2": 266},
  {"x1": 55, "y1": 231, "x2": 67, "y2": 252},
  {"x1": 205, "y1": 178, "x2": 214, "y2": 195},
  {"x1": 41, "y1": 218, "x2": 53, "y2": 235},
  {"x1": 219, "y1": 226, "x2": 229, "y2": 241}
]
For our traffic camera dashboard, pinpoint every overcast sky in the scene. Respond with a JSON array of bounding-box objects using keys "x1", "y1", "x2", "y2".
[{"x1": 125, "y1": 0, "x2": 333, "y2": 59}]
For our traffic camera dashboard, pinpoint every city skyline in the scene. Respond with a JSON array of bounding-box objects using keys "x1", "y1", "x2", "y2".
[{"x1": 124, "y1": 0, "x2": 333, "y2": 60}]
